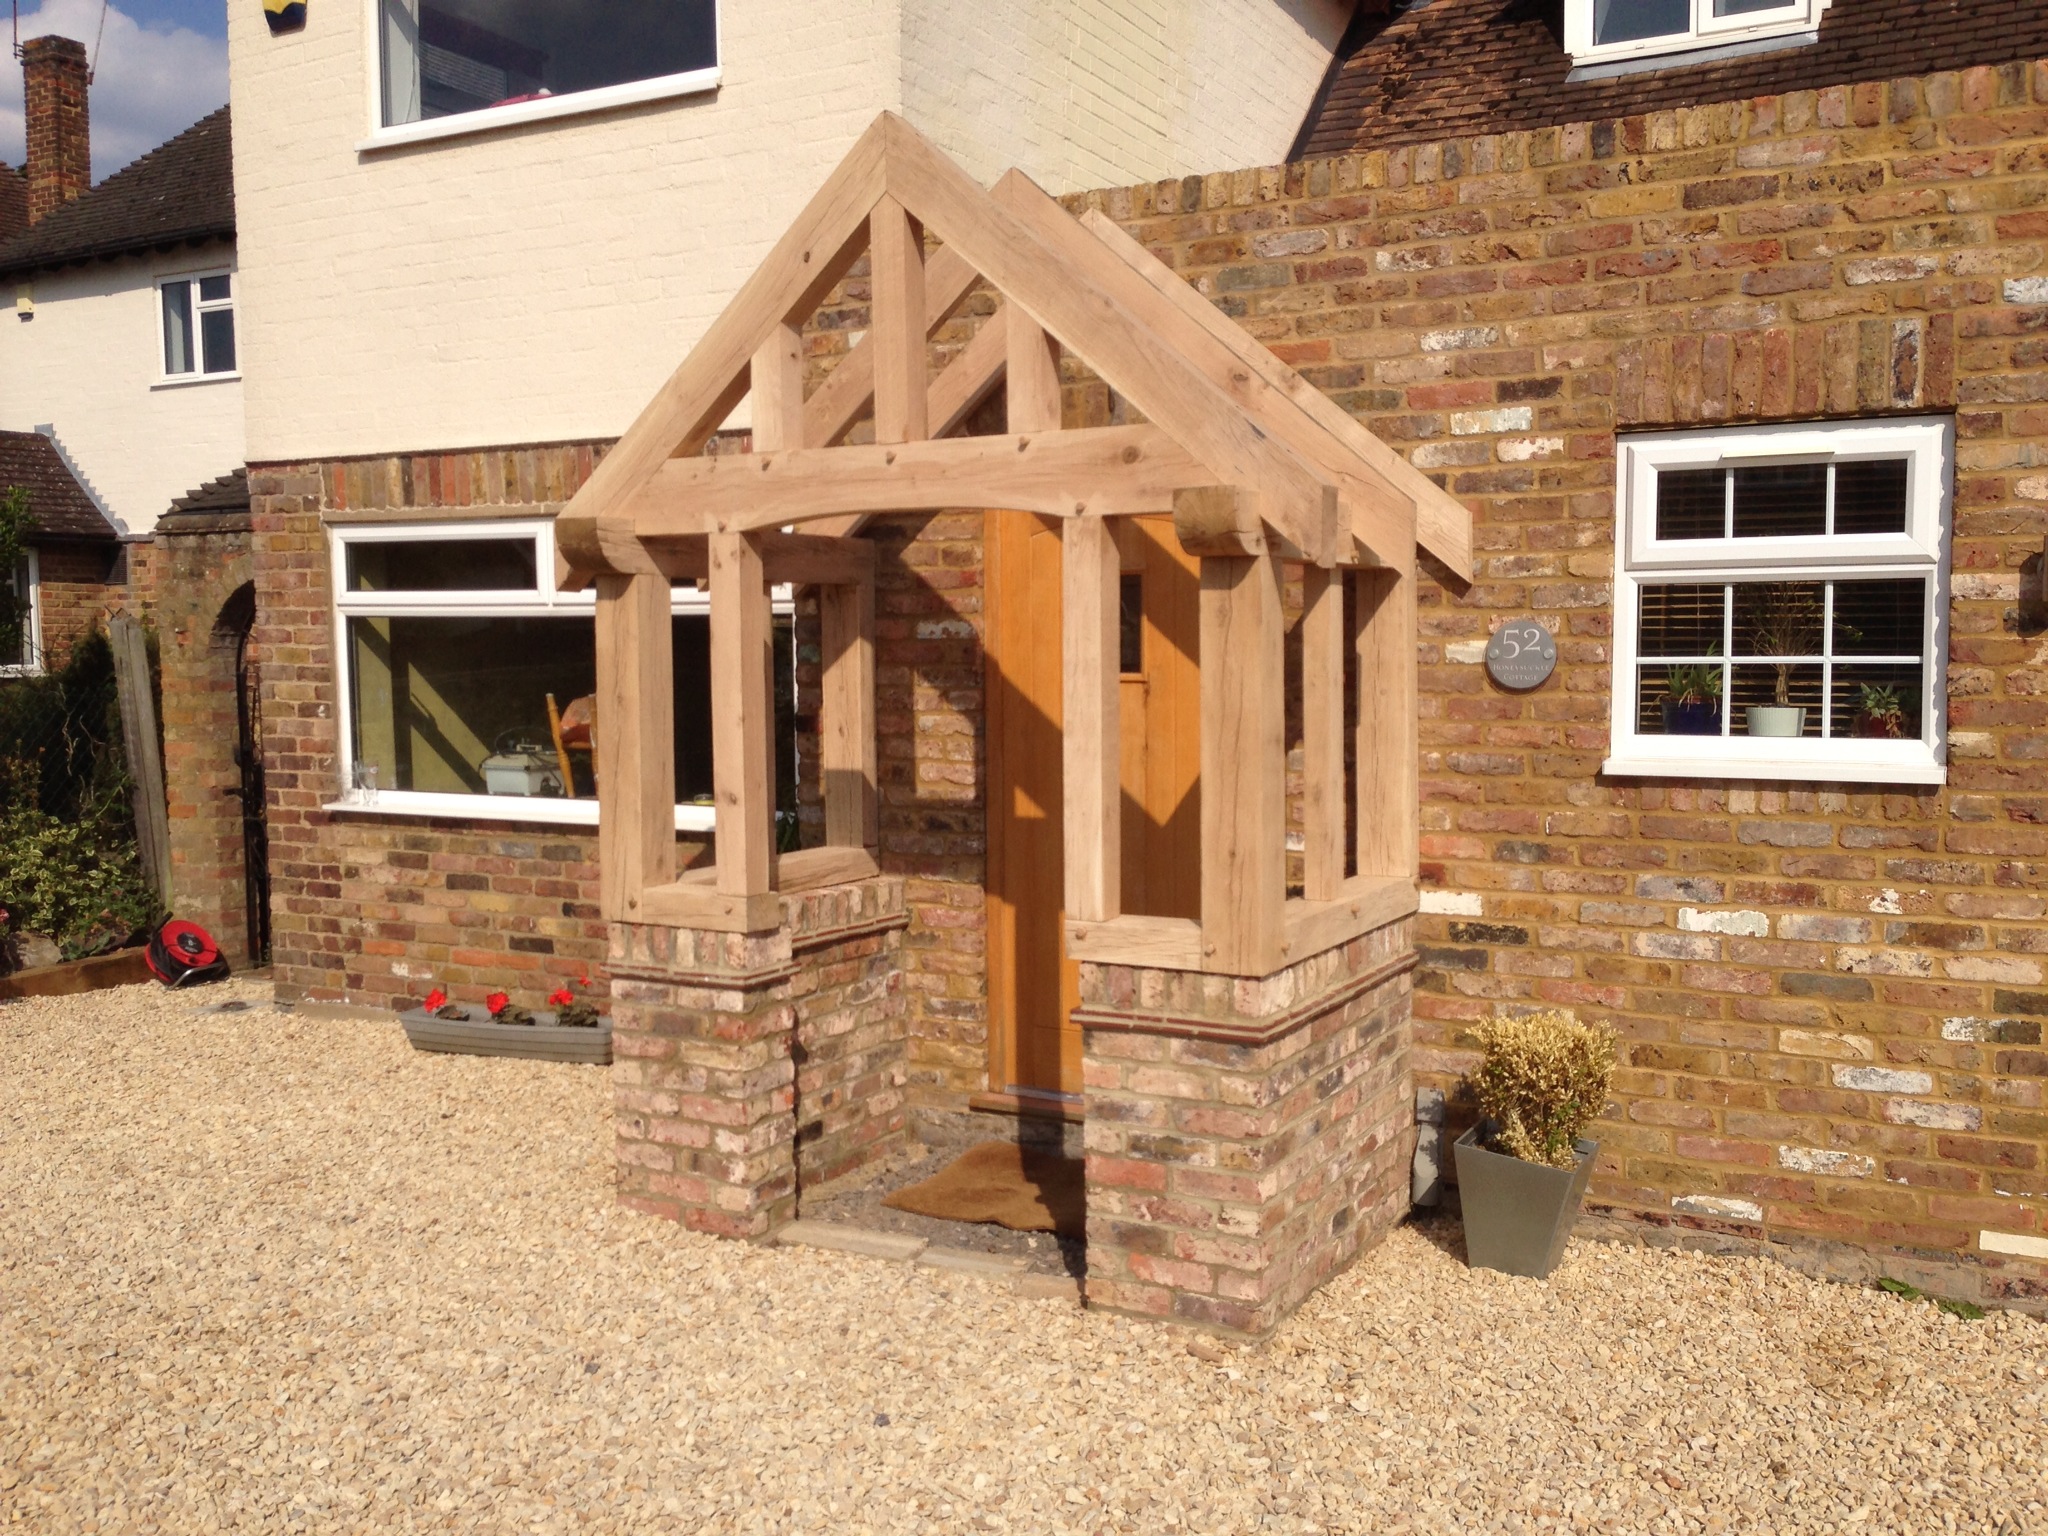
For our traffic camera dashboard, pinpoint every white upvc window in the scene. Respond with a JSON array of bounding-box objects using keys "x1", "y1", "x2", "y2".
[
  {"x1": 1604, "y1": 417, "x2": 1951, "y2": 786},
  {"x1": 157, "y1": 270, "x2": 237, "y2": 380},
  {"x1": 1, "y1": 548, "x2": 41, "y2": 676},
  {"x1": 1565, "y1": 0, "x2": 1827, "y2": 65},
  {"x1": 328, "y1": 518, "x2": 792, "y2": 829},
  {"x1": 365, "y1": 0, "x2": 720, "y2": 151}
]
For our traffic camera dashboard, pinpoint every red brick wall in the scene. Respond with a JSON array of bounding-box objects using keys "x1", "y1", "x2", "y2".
[
  {"x1": 1055, "y1": 59, "x2": 2048, "y2": 1294},
  {"x1": 20, "y1": 35, "x2": 88, "y2": 227},
  {"x1": 247, "y1": 451, "x2": 711, "y2": 1012},
  {"x1": 30, "y1": 540, "x2": 118, "y2": 670}
]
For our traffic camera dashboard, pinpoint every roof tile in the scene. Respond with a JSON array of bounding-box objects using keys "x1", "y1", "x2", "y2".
[{"x1": 0, "y1": 431, "x2": 119, "y2": 542}]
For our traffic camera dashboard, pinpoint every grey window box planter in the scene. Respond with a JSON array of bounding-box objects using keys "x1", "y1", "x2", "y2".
[
  {"x1": 1451, "y1": 1123, "x2": 1597, "y2": 1280},
  {"x1": 398, "y1": 1005, "x2": 613, "y2": 1065}
]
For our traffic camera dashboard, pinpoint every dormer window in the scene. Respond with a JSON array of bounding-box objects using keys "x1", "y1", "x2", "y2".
[{"x1": 1566, "y1": 0, "x2": 1827, "y2": 68}]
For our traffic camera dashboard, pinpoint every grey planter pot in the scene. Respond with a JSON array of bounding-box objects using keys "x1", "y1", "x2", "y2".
[
  {"x1": 1452, "y1": 1123, "x2": 1597, "y2": 1280},
  {"x1": 399, "y1": 1005, "x2": 612, "y2": 1065}
]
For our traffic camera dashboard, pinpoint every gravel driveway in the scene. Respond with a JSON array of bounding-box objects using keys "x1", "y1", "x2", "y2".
[{"x1": 3, "y1": 980, "x2": 2043, "y2": 1535}]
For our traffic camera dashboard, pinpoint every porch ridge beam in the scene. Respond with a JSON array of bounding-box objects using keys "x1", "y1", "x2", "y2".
[{"x1": 626, "y1": 424, "x2": 1213, "y2": 535}]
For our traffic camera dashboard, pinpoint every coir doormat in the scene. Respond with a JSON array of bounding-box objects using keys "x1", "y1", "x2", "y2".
[{"x1": 882, "y1": 1140, "x2": 1085, "y2": 1235}]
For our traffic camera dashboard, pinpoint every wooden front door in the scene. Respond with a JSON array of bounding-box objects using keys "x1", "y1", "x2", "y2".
[{"x1": 984, "y1": 511, "x2": 1201, "y2": 1109}]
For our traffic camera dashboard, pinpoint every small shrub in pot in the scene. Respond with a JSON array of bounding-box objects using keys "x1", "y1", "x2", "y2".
[{"x1": 1453, "y1": 1009, "x2": 1617, "y2": 1278}]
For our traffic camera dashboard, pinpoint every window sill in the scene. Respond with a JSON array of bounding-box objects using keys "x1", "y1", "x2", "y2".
[
  {"x1": 357, "y1": 66, "x2": 721, "y2": 153},
  {"x1": 1565, "y1": 28, "x2": 1816, "y2": 80},
  {"x1": 1601, "y1": 749, "x2": 1946, "y2": 786},
  {"x1": 322, "y1": 792, "x2": 717, "y2": 832},
  {"x1": 152, "y1": 372, "x2": 240, "y2": 391}
]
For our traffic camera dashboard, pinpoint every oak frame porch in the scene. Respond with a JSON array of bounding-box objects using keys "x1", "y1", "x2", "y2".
[{"x1": 559, "y1": 112, "x2": 1473, "y2": 983}]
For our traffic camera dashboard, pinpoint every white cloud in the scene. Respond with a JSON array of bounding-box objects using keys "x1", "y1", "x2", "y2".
[{"x1": 0, "y1": 1, "x2": 229, "y2": 183}]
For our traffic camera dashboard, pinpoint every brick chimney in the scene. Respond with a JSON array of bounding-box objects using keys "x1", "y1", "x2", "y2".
[{"x1": 21, "y1": 35, "x2": 90, "y2": 226}]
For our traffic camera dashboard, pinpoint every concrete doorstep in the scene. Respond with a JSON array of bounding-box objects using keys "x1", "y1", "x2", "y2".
[{"x1": 773, "y1": 1220, "x2": 1080, "y2": 1303}]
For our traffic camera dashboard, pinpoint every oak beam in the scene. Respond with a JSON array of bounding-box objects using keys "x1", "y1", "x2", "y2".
[
  {"x1": 751, "y1": 321, "x2": 805, "y2": 452},
  {"x1": 1062, "y1": 514, "x2": 1120, "y2": 924},
  {"x1": 709, "y1": 532, "x2": 775, "y2": 897},
  {"x1": 820, "y1": 576, "x2": 878, "y2": 849},
  {"x1": 557, "y1": 118, "x2": 887, "y2": 562},
  {"x1": 1007, "y1": 308, "x2": 1062, "y2": 434},
  {"x1": 595, "y1": 571, "x2": 676, "y2": 920},
  {"x1": 804, "y1": 244, "x2": 982, "y2": 448},
  {"x1": 1079, "y1": 206, "x2": 1470, "y2": 581},
  {"x1": 876, "y1": 115, "x2": 1340, "y2": 563},
  {"x1": 646, "y1": 531, "x2": 875, "y2": 587},
  {"x1": 1199, "y1": 550, "x2": 1286, "y2": 976},
  {"x1": 870, "y1": 194, "x2": 929, "y2": 444},
  {"x1": 1355, "y1": 566, "x2": 1419, "y2": 880},
  {"x1": 1172, "y1": 484, "x2": 1266, "y2": 558},
  {"x1": 625, "y1": 425, "x2": 1209, "y2": 534},
  {"x1": 1301, "y1": 563, "x2": 1346, "y2": 902}
]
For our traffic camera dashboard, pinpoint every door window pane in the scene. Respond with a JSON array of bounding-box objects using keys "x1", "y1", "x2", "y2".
[
  {"x1": 346, "y1": 538, "x2": 539, "y2": 592},
  {"x1": 380, "y1": 0, "x2": 719, "y2": 126},
  {"x1": 162, "y1": 282, "x2": 194, "y2": 374}
]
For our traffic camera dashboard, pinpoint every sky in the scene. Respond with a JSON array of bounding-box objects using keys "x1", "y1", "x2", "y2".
[{"x1": 0, "y1": 0, "x2": 229, "y2": 182}]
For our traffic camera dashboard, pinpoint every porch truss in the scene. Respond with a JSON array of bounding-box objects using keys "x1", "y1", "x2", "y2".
[{"x1": 560, "y1": 113, "x2": 1473, "y2": 980}]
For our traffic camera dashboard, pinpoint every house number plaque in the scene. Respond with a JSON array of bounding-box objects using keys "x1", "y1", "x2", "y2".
[{"x1": 1485, "y1": 619, "x2": 1557, "y2": 690}]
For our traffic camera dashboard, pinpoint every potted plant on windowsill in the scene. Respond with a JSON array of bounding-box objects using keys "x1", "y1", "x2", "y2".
[
  {"x1": 397, "y1": 977, "x2": 612, "y2": 1064},
  {"x1": 1658, "y1": 651, "x2": 1722, "y2": 736},
  {"x1": 1452, "y1": 1009, "x2": 1617, "y2": 1280},
  {"x1": 1745, "y1": 582, "x2": 1821, "y2": 738},
  {"x1": 1852, "y1": 683, "x2": 1908, "y2": 739}
]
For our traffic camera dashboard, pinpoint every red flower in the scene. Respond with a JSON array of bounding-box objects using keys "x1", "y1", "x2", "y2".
[
  {"x1": 423, "y1": 988, "x2": 447, "y2": 1012},
  {"x1": 486, "y1": 991, "x2": 510, "y2": 1017},
  {"x1": 578, "y1": 974, "x2": 591, "y2": 988},
  {"x1": 548, "y1": 988, "x2": 574, "y2": 1008}
]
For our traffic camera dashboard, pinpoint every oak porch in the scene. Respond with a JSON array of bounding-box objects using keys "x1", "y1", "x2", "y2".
[{"x1": 561, "y1": 114, "x2": 1472, "y2": 1330}]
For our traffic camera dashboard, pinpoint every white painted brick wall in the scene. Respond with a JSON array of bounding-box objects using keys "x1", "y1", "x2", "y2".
[
  {"x1": 231, "y1": 0, "x2": 1346, "y2": 463},
  {"x1": 0, "y1": 244, "x2": 244, "y2": 534}
]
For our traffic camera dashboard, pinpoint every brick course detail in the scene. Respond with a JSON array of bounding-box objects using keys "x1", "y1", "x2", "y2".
[
  {"x1": 1080, "y1": 918, "x2": 1415, "y2": 1335},
  {"x1": 608, "y1": 879, "x2": 910, "y2": 1238}
]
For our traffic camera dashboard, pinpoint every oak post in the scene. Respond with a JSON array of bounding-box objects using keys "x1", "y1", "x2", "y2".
[
  {"x1": 1062, "y1": 514, "x2": 1121, "y2": 923},
  {"x1": 595, "y1": 572, "x2": 676, "y2": 920},
  {"x1": 1301, "y1": 563, "x2": 1346, "y2": 901},
  {"x1": 709, "y1": 532, "x2": 775, "y2": 896},
  {"x1": 751, "y1": 321, "x2": 805, "y2": 451},
  {"x1": 1006, "y1": 309, "x2": 1061, "y2": 434},
  {"x1": 820, "y1": 578, "x2": 877, "y2": 849},
  {"x1": 1199, "y1": 543, "x2": 1286, "y2": 975},
  {"x1": 1355, "y1": 564, "x2": 1419, "y2": 880},
  {"x1": 870, "y1": 194, "x2": 928, "y2": 444}
]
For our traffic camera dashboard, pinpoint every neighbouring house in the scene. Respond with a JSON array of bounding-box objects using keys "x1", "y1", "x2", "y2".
[
  {"x1": 0, "y1": 33, "x2": 256, "y2": 959},
  {"x1": 219, "y1": 0, "x2": 2048, "y2": 1327},
  {"x1": 0, "y1": 428, "x2": 120, "y2": 674}
]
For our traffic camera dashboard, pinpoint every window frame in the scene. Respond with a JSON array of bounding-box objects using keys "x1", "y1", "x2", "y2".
[
  {"x1": 358, "y1": 0, "x2": 722, "y2": 153},
  {"x1": 1564, "y1": 0, "x2": 1825, "y2": 65},
  {"x1": 1604, "y1": 417, "x2": 1952, "y2": 786},
  {"x1": 154, "y1": 267, "x2": 238, "y2": 385},
  {"x1": 328, "y1": 517, "x2": 763, "y2": 829},
  {"x1": 1, "y1": 546, "x2": 41, "y2": 677}
]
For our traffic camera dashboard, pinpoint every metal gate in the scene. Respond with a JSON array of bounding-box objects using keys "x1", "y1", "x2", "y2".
[{"x1": 232, "y1": 624, "x2": 271, "y2": 965}]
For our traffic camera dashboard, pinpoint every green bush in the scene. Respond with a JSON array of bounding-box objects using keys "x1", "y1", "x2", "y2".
[
  {"x1": 0, "y1": 630, "x2": 161, "y2": 959},
  {"x1": 0, "y1": 792, "x2": 158, "y2": 958}
]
